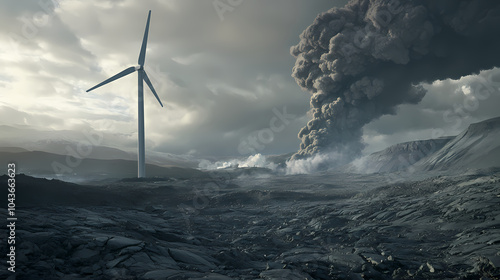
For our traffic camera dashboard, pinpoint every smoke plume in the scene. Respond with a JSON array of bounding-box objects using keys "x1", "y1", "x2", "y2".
[{"x1": 291, "y1": 0, "x2": 500, "y2": 162}]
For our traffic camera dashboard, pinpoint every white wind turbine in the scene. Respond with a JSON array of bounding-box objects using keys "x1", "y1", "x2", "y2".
[{"x1": 87, "y1": 10, "x2": 162, "y2": 178}]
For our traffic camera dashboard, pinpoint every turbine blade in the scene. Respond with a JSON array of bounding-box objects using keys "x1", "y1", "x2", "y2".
[
  {"x1": 86, "y1": 67, "x2": 136, "y2": 92},
  {"x1": 138, "y1": 10, "x2": 151, "y2": 66},
  {"x1": 143, "y1": 70, "x2": 163, "y2": 107}
]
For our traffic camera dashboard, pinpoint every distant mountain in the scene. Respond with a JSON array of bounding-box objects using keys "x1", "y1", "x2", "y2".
[
  {"x1": 415, "y1": 116, "x2": 500, "y2": 171},
  {"x1": 352, "y1": 116, "x2": 500, "y2": 173},
  {"x1": 0, "y1": 150, "x2": 205, "y2": 181},
  {"x1": 354, "y1": 137, "x2": 454, "y2": 173},
  {"x1": 0, "y1": 147, "x2": 29, "y2": 153},
  {"x1": 266, "y1": 152, "x2": 294, "y2": 168},
  {"x1": 26, "y1": 139, "x2": 136, "y2": 160},
  {"x1": 0, "y1": 124, "x2": 198, "y2": 168}
]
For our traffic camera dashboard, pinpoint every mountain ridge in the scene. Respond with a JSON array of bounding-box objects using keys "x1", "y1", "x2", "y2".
[
  {"x1": 0, "y1": 150, "x2": 204, "y2": 181},
  {"x1": 353, "y1": 116, "x2": 500, "y2": 173},
  {"x1": 415, "y1": 117, "x2": 500, "y2": 171}
]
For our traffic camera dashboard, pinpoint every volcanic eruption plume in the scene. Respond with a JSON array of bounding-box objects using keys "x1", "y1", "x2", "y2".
[{"x1": 290, "y1": 0, "x2": 500, "y2": 162}]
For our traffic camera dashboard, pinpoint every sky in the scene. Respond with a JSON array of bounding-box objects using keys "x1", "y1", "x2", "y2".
[{"x1": 1, "y1": 0, "x2": 499, "y2": 160}]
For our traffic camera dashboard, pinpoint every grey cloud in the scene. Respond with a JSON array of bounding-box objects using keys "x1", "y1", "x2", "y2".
[
  {"x1": 363, "y1": 67, "x2": 500, "y2": 153},
  {"x1": 152, "y1": 75, "x2": 309, "y2": 156},
  {"x1": 0, "y1": 0, "x2": 357, "y2": 158},
  {"x1": 290, "y1": 0, "x2": 500, "y2": 163},
  {"x1": 0, "y1": 105, "x2": 64, "y2": 128}
]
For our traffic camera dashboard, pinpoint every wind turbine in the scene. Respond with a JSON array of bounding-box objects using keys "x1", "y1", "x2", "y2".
[{"x1": 87, "y1": 10, "x2": 162, "y2": 178}]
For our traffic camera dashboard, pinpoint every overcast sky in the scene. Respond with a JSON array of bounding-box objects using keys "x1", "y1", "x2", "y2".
[{"x1": 1, "y1": 0, "x2": 499, "y2": 159}]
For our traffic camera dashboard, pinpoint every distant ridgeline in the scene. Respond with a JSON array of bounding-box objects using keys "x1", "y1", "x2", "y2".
[
  {"x1": 0, "y1": 150, "x2": 204, "y2": 182},
  {"x1": 356, "y1": 117, "x2": 500, "y2": 173}
]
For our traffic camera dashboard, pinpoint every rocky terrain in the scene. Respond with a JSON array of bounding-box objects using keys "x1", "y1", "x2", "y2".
[{"x1": 1, "y1": 168, "x2": 499, "y2": 279}]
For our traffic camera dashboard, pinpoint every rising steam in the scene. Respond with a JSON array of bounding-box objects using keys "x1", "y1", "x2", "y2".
[{"x1": 290, "y1": 0, "x2": 500, "y2": 162}]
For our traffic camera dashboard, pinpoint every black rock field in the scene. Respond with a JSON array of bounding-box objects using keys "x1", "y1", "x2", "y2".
[{"x1": 0, "y1": 166, "x2": 499, "y2": 280}]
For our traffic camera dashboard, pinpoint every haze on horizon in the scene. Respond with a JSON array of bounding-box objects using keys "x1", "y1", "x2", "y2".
[{"x1": 1, "y1": 0, "x2": 500, "y2": 161}]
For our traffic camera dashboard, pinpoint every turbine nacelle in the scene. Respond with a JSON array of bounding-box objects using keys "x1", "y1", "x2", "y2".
[{"x1": 86, "y1": 10, "x2": 162, "y2": 108}]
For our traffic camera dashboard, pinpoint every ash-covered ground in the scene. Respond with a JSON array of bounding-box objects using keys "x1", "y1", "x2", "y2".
[{"x1": 1, "y1": 168, "x2": 499, "y2": 280}]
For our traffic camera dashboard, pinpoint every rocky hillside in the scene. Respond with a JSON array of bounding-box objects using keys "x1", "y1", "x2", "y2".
[
  {"x1": 358, "y1": 137, "x2": 454, "y2": 173},
  {"x1": 416, "y1": 116, "x2": 500, "y2": 171},
  {"x1": 354, "y1": 116, "x2": 500, "y2": 173}
]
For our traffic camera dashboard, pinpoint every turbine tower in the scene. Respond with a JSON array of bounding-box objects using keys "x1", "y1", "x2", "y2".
[{"x1": 87, "y1": 10, "x2": 162, "y2": 178}]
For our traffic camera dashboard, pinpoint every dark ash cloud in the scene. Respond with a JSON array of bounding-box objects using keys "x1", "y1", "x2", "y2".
[{"x1": 290, "y1": 0, "x2": 500, "y2": 162}]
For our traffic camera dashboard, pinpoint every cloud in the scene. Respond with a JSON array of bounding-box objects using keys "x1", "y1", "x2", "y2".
[
  {"x1": 285, "y1": 151, "x2": 352, "y2": 175},
  {"x1": 1, "y1": 0, "x2": 347, "y2": 157},
  {"x1": 289, "y1": 0, "x2": 500, "y2": 163},
  {"x1": 3, "y1": 0, "x2": 497, "y2": 163},
  {"x1": 362, "y1": 67, "x2": 500, "y2": 154},
  {"x1": 199, "y1": 153, "x2": 277, "y2": 170}
]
